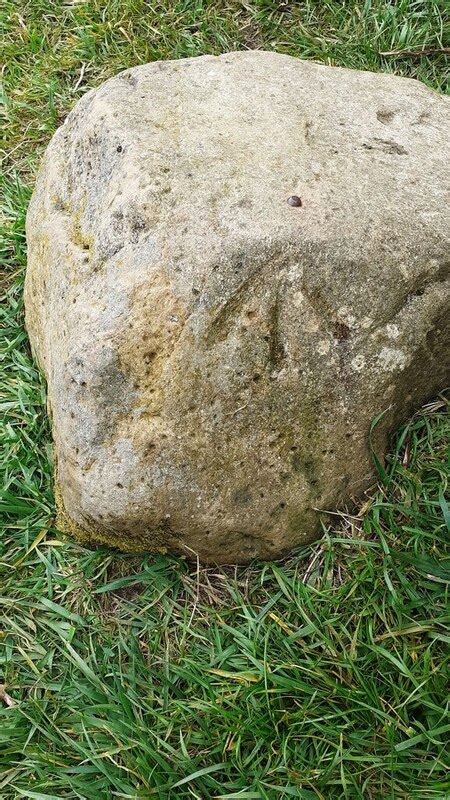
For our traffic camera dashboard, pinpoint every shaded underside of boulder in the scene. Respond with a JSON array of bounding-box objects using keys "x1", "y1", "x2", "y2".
[{"x1": 25, "y1": 51, "x2": 450, "y2": 563}]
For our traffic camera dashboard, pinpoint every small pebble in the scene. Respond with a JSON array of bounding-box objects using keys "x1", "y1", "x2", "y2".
[{"x1": 287, "y1": 195, "x2": 302, "y2": 207}]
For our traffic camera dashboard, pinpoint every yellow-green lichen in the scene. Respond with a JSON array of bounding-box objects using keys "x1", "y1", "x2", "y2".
[{"x1": 54, "y1": 478, "x2": 167, "y2": 554}]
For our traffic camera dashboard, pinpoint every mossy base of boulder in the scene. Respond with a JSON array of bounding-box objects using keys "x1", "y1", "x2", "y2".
[{"x1": 54, "y1": 479, "x2": 168, "y2": 554}]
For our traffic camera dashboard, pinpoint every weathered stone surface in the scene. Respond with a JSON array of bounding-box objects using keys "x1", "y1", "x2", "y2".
[{"x1": 25, "y1": 51, "x2": 450, "y2": 562}]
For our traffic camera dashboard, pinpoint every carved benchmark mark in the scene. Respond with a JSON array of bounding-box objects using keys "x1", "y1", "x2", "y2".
[
  {"x1": 300, "y1": 284, "x2": 338, "y2": 335},
  {"x1": 268, "y1": 290, "x2": 286, "y2": 369},
  {"x1": 204, "y1": 264, "x2": 266, "y2": 345},
  {"x1": 204, "y1": 262, "x2": 287, "y2": 371}
]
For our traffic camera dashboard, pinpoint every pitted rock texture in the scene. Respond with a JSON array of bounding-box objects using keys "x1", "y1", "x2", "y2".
[{"x1": 25, "y1": 51, "x2": 450, "y2": 563}]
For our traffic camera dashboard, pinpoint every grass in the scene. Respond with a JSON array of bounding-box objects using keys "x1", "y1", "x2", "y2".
[{"x1": 1, "y1": 1, "x2": 449, "y2": 797}]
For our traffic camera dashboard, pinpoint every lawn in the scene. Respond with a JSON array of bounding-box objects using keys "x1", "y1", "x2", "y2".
[{"x1": 1, "y1": 1, "x2": 449, "y2": 798}]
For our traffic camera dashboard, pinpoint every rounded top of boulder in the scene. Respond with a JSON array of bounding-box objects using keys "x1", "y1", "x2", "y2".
[
  {"x1": 26, "y1": 52, "x2": 450, "y2": 562},
  {"x1": 29, "y1": 52, "x2": 449, "y2": 344}
]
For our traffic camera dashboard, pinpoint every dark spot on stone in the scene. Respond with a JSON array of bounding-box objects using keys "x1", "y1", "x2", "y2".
[
  {"x1": 234, "y1": 487, "x2": 252, "y2": 506},
  {"x1": 192, "y1": 287, "x2": 200, "y2": 295},
  {"x1": 143, "y1": 351, "x2": 157, "y2": 364},
  {"x1": 291, "y1": 453, "x2": 318, "y2": 489},
  {"x1": 291, "y1": 452, "x2": 303, "y2": 472},
  {"x1": 253, "y1": 373, "x2": 261, "y2": 382},
  {"x1": 53, "y1": 197, "x2": 67, "y2": 212},
  {"x1": 363, "y1": 138, "x2": 408, "y2": 155},
  {"x1": 116, "y1": 482, "x2": 124, "y2": 488},
  {"x1": 117, "y1": 145, "x2": 123, "y2": 153},
  {"x1": 287, "y1": 195, "x2": 302, "y2": 207},
  {"x1": 414, "y1": 111, "x2": 430, "y2": 126},
  {"x1": 407, "y1": 286, "x2": 425, "y2": 301},
  {"x1": 377, "y1": 109, "x2": 395, "y2": 124},
  {"x1": 373, "y1": 137, "x2": 408, "y2": 155},
  {"x1": 288, "y1": 510, "x2": 308, "y2": 534},
  {"x1": 333, "y1": 322, "x2": 351, "y2": 342}
]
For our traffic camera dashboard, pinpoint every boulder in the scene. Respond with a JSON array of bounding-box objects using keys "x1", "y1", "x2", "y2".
[{"x1": 25, "y1": 51, "x2": 450, "y2": 563}]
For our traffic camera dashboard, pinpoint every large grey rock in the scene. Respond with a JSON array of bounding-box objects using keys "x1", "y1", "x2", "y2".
[{"x1": 25, "y1": 51, "x2": 449, "y2": 563}]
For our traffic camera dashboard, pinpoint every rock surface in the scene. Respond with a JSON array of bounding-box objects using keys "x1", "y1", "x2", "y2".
[{"x1": 25, "y1": 51, "x2": 450, "y2": 563}]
